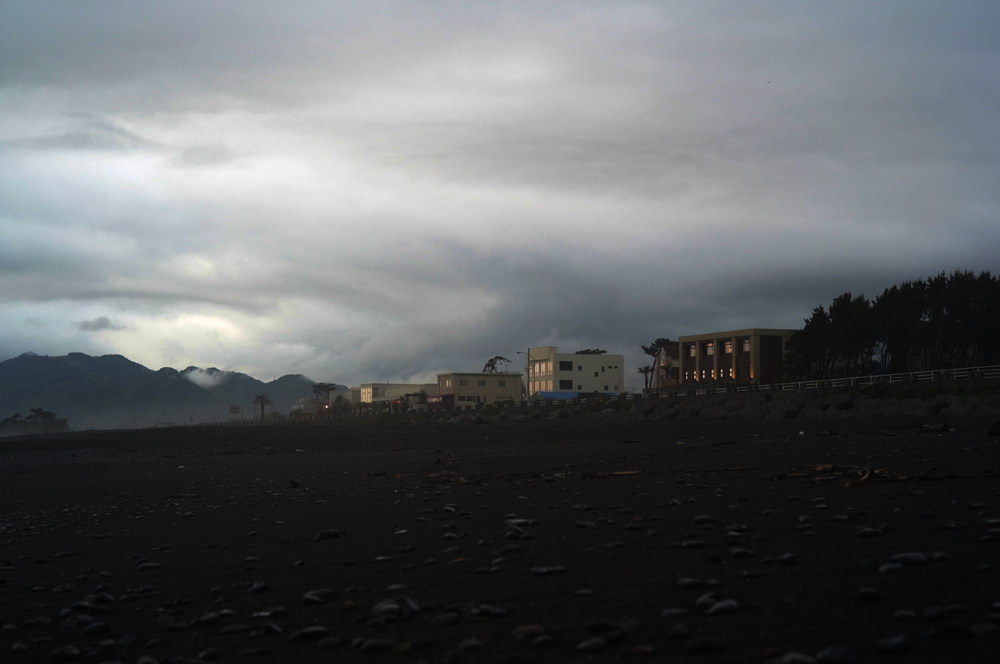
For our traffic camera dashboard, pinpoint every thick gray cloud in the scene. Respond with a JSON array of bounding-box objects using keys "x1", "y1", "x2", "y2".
[
  {"x1": 1, "y1": 2, "x2": 998, "y2": 391},
  {"x1": 76, "y1": 316, "x2": 126, "y2": 332}
]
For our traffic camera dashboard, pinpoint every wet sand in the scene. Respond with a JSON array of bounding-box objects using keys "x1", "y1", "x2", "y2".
[{"x1": 1, "y1": 417, "x2": 998, "y2": 663}]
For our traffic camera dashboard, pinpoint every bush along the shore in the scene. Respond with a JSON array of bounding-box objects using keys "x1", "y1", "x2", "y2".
[{"x1": 0, "y1": 408, "x2": 71, "y2": 436}]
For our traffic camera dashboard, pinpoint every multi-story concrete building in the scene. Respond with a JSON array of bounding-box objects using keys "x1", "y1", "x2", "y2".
[
  {"x1": 357, "y1": 383, "x2": 439, "y2": 404},
  {"x1": 525, "y1": 347, "x2": 625, "y2": 396},
  {"x1": 676, "y1": 328, "x2": 795, "y2": 386},
  {"x1": 431, "y1": 372, "x2": 523, "y2": 408}
]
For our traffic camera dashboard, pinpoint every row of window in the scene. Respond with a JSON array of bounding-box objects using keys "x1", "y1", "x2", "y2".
[
  {"x1": 687, "y1": 339, "x2": 752, "y2": 357},
  {"x1": 530, "y1": 361, "x2": 621, "y2": 377},
  {"x1": 683, "y1": 367, "x2": 749, "y2": 381},
  {"x1": 443, "y1": 379, "x2": 508, "y2": 388}
]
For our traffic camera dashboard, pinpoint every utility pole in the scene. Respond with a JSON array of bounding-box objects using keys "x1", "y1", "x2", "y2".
[{"x1": 517, "y1": 348, "x2": 534, "y2": 401}]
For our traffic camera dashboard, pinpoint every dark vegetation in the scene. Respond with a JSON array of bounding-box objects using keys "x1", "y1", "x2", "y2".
[
  {"x1": 0, "y1": 407, "x2": 69, "y2": 436},
  {"x1": 785, "y1": 270, "x2": 1000, "y2": 380}
]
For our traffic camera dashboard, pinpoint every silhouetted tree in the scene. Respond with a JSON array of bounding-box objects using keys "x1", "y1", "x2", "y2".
[
  {"x1": 252, "y1": 394, "x2": 273, "y2": 420},
  {"x1": 574, "y1": 349, "x2": 607, "y2": 355},
  {"x1": 312, "y1": 383, "x2": 338, "y2": 415},
  {"x1": 786, "y1": 270, "x2": 999, "y2": 380},
  {"x1": 637, "y1": 365, "x2": 653, "y2": 391},
  {"x1": 641, "y1": 338, "x2": 674, "y2": 359},
  {"x1": 482, "y1": 356, "x2": 511, "y2": 373}
]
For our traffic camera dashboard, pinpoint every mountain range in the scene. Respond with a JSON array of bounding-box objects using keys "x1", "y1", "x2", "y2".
[{"x1": 0, "y1": 352, "x2": 334, "y2": 431}]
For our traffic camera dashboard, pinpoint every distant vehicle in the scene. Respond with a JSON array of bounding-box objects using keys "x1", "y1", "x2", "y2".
[{"x1": 408, "y1": 404, "x2": 429, "y2": 413}]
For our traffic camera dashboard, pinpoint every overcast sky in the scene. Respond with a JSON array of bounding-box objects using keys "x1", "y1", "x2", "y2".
[{"x1": 1, "y1": 1, "x2": 998, "y2": 391}]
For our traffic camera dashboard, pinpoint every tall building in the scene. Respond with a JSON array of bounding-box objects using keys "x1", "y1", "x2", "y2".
[
  {"x1": 676, "y1": 328, "x2": 795, "y2": 386},
  {"x1": 526, "y1": 346, "x2": 625, "y2": 396}
]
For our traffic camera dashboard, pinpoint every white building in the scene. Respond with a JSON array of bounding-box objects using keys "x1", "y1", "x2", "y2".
[
  {"x1": 357, "y1": 383, "x2": 439, "y2": 404},
  {"x1": 525, "y1": 346, "x2": 625, "y2": 396}
]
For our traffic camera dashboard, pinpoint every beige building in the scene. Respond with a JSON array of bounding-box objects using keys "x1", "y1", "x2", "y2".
[
  {"x1": 676, "y1": 328, "x2": 795, "y2": 385},
  {"x1": 433, "y1": 372, "x2": 523, "y2": 408},
  {"x1": 357, "y1": 383, "x2": 439, "y2": 404},
  {"x1": 526, "y1": 346, "x2": 625, "y2": 396}
]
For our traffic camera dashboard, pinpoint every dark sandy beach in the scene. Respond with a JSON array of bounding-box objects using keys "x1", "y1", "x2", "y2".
[{"x1": 1, "y1": 416, "x2": 998, "y2": 663}]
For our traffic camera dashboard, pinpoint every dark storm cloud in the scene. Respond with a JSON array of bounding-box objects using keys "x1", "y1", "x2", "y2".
[
  {"x1": 1, "y1": 2, "x2": 998, "y2": 385},
  {"x1": 76, "y1": 316, "x2": 126, "y2": 332}
]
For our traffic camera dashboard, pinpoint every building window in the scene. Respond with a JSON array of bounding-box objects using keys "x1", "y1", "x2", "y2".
[
  {"x1": 577, "y1": 365, "x2": 582, "y2": 371},
  {"x1": 559, "y1": 380, "x2": 573, "y2": 389},
  {"x1": 477, "y1": 379, "x2": 486, "y2": 387},
  {"x1": 723, "y1": 341, "x2": 732, "y2": 354},
  {"x1": 559, "y1": 361, "x2": 573, "y2": 371},
  {"x1": 498, "y1": 380, "x2": 506, "y2": 387},
  {"x1": 444, "y1": 379, "x2": 452, "y2": 388},
  {"x1": 593, "y1": 372, "x2": 599, "y2": 377},
  {"x1": 688, "y1": 345, "x2": 696, "y2": 357},
  {"x1": 742, "y1": 339, "x2": 750, "y2": 352},
  {"x1": 603, "y1": 385, "x2": 608, "y2": 390},
  {"x1": 459, "y1": 379, "x2": 468, "y2": 386},
  {"x1": 577, "y1": 384, "x2": 582, "y2": 390},
  {"x1": 613, "y1": 384, "x2": 618, "y2": 390},
  {"x1": 705, "y1": 342, "x2": 714, "y2": 356}
]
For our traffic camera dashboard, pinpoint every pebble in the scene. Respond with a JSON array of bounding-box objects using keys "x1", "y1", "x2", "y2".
[
  {"x1": 922, "y1": 621, "x2": 975, "y2": 639},
  {"x1": 531, "y1": 565, "x2": 567, "y2": 575},
  {"x1": 291, "y1": 626, "x2": 330, "y2": 641},
  {"x1": 876, "y1": 635, "x2": 910, "y2": 653},
  {"x1": 815, "y1": 645, "x2": 857, "y2": 662},
  {"x1": 575, "y1": 636, "x2": 607, "y2": 652},
  {"x1": 313, "y1": 529, "x2": 346, "y2": 541},
  {"x1": 705, "y1": 598, "x2": 739, "y2": 615},
  {"x1": 360, "y1": 638, "x2": 396, "y2": 652}
]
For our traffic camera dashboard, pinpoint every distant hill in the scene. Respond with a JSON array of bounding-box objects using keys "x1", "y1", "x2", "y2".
[{"x1": 0, "y1": 352, "x2": 332, "y2": 431}]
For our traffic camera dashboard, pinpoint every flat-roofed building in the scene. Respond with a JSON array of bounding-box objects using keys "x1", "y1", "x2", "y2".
[
  {"x1": 358, "y1": 383, "x2": 439, "y2": 404},
  {"x1": 432, "y1": 372, "x2": 523, "y2": 408},
  {"x1": 526, "y1": 347, "x2": 625, "y2": 397},
  {"x1": 676, "y1": 328, "x2": 795, "y2": 386}
]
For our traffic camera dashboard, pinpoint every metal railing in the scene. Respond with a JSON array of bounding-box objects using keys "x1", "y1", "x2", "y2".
[{"x1": 670, "y1": 364, "x2": 1000, "y2": 396}]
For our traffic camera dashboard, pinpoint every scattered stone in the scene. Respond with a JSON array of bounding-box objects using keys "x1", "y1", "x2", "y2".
[
  {"x1": 922, "y1": 621, "x2": 975, "y2": 639},
  {"x1": 575, "y1": 636, "x2": 606, "y2": 652},
  {"x1": 531, "y1": 566, "x2": 567, "y2": 575},
  {"x1": 291, "y1": 626, "x2": 330, "y2": 641},
  {"x1": 876, "y1": 635, "x2": 910, "y2": 653},
  {"x1": 313, "y1": 529, "x2": 346, "y2": 541}
]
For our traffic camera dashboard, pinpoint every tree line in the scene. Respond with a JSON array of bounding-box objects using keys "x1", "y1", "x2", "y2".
[{"x1": 785, "y1": 270, "x2": 1000, "y2": 380}]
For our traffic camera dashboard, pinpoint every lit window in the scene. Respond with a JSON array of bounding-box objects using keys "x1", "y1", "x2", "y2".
[
  {"x1": 705, "y1": 342, "x2": 714, "y2": 356},
  {"x1": 688, "y1": 345, "x2": 696, "y2": 357},
  {"x1": 742, "y1": 339, "x2": 750, "y2": 352},
  {"x1": 723, "y1": 341, "x2": 732, "y2": 354}
]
